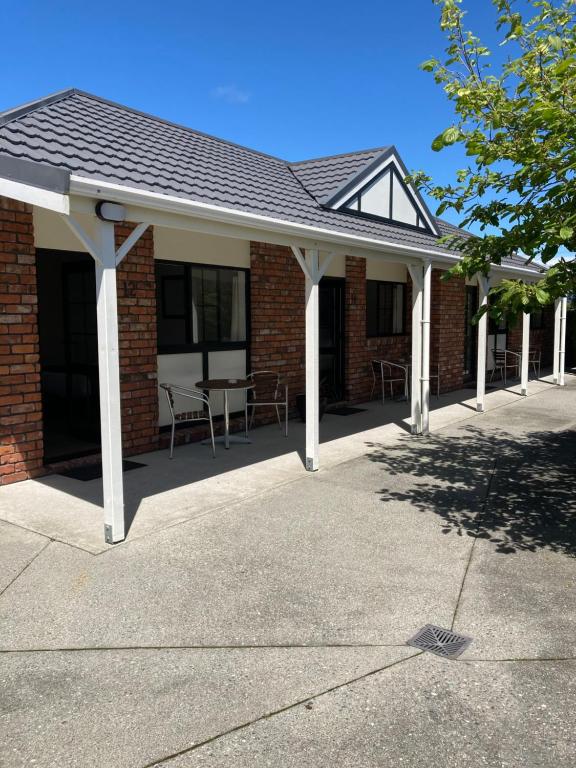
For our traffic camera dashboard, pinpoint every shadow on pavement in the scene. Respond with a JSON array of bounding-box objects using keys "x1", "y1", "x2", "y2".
[{"x1": 366, "y1": 424, "x2": 576, "y2": 556}]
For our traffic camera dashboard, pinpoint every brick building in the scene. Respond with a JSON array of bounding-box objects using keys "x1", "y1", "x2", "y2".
[{"x1": 0, "y1": 90, "x2": 559, "y2": 540}]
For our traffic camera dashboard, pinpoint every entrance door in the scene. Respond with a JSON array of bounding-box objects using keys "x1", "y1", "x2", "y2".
[
  {"x1": 319, "y1": 278, "x2": 345, "y2": 403},
  {"x1": 37, "y1": 249, "x2": 101, "y2": 461},
  {"x1": 464, "y1": 285, "x2": 478, "y2": 381}
]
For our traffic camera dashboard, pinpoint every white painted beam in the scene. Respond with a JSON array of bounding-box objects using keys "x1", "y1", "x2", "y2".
[
  {"x1": 94, "y1": 220, "x2": 126, "y2": 543},
  {"x1": 304, "y1": 249, "x2": 320, "y2": 471},
  {"x1": 559, "y1": 297, "x2": 567, "y2": 386},
  {"x1": 476, "y1": 275, "x2": 489, "y2": 412},
  {"x1": 520, "y1": 311, "x2": 530, "y2": 396},
  {"x1": 408, "y1": 264, "x2": 423, "y2": 435},
  {"x1": 420, "y1": 260, "x2": 432, "y2": 435},
  {"x1": 0, "y1": 176, "x2": 70, "y2": 214}
]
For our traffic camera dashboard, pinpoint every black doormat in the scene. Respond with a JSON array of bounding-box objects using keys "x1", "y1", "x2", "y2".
[
  {"x1": 57, "y1": 460, "x2": 147, "y2": 481},
  {"x1": 325, "y1": 406, "x2": 367, "y2": 416},
  {"x1": 464, "y1": 385, "x2": 496, "y2": 391}
]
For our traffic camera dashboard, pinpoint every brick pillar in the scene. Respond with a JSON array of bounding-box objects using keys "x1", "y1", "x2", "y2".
[
  {"x1": 116, "y1": 224, "x2": 159, "y2": 455},
  {"x1": 0, "y1": 197, "x2": 43, "y2": 484},
  {"x1": 432, "y1": 269, "x2": 466, "y2": 392},
  {"x1": 250, "y1": 241, "x2": 305, "y2": 417}
]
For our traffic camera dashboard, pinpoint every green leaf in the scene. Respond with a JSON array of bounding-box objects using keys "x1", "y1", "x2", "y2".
[
  {"x1": 421, "y1": 58, "x2": 438, "y2": 72},
  {"x1": 442, "y1": 126, "x2": 460, "y2": 145},
  {"x1": 560, "y1": 226, "x2": 573, "y2": 240},
  {"x1": 431, "y1": 133, "x2": 445, "y2": 152}
]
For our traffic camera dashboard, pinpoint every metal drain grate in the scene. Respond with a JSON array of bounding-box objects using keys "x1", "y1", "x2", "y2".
[{"x1": 407, "y1": 624, "x2": 472, "y2": 659}]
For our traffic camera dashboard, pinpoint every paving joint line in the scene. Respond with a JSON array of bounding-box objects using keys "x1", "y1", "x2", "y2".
[
  {"x1": 0, "y1": 642, "x2": 410, "y2": 654},
  {"x1": 139, "y1": 650, "x2": 423, "y2": 768},
  {"x1": 0, "y1": 538, "x2": 52, "y2": 601},
  {"x1": 451, "y1": 458, "x2": 498, "y2": 631}
]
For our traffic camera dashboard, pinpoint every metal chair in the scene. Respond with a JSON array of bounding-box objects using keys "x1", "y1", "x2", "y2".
[
  {"x1": 246, "y1": 371, "x2": 289, "y2": 437},
  {"x1": 370, "y1": 360, "x2": 408, "y2": 403},
  {"x1": 529, "y1": 348, "x2": 541, "y2": 379},
  {"x1": 159, "y1": 383, "x2": 216, "y2": 459},
  {"x1": 490, "y1": 349, "x2": 520, "y2": 384}
]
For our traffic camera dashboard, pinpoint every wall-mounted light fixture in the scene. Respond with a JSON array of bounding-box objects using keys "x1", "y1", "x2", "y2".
[{"x1": 95, "y1": 201, "x2": 126, "y2": 222}]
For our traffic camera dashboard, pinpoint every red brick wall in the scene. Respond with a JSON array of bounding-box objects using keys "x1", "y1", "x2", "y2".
[
  {"x1": 345, "y1": 256, "x2": 411, "y2": 403},
  {"x1": 431, "y1": 269, "x2": 467, "y2": 392},
  {"x1": 505, "y1": 307, "x2": 555, "y2": 366},
  {"x1": 116, "y1": 223, "x2": 159, "y2": 455},
  {"x1": 249, "y1": 241, "x2": 305, "y2": 419},
  {"x1": 0, "y1": 197, "x2": 43, "y2": 485}
]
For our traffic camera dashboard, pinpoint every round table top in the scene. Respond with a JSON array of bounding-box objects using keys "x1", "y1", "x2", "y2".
[{"x1": 196, "y1": 378, "x2": 254, "y2": 391}]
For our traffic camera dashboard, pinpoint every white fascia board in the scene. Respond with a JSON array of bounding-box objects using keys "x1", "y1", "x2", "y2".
[
  {"x1": 68, "y1": 175, "x2": 540, "y2": 278},
  {"x1": 0, "y1": 176, "x2": 69, "y2": 214},
  {"x1": 327, "y1": 150, "x2": 439, "y2": 235}
]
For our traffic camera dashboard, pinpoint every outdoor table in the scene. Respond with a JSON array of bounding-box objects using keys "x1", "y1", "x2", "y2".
[{"x1": 196, "y1": 378, "x2": 254, "y2": 450}]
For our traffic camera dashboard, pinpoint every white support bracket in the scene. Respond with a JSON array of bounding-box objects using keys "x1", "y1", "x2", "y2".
[
  {"x1": 290, "y1": 245, "x2": 335, "y2": 283},
  {"x1": 61, "y1": 212, "x2": 149, "y2": 544},
  {"x1": 476, "y1": 274, "x2": 489, "y2": 413},
  {"x1": 116, "y1": 222, "x2": 149, "y2": 265}
]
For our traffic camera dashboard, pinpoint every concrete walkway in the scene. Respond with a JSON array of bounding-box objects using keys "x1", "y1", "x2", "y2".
[
  {"x1": 0, "y1": 375, "x2": 562, "y2": 553},
  {"x1": 1, "y1": 377, "x2": 575, "y2": 767}
]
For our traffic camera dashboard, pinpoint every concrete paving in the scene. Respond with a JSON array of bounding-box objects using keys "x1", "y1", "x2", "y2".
[
  {"x1": 0, "y1": 375, "x2": 575, "y2": 767},
  {"x1": 0, "y1": 375, "x2": 558, "y2": 553}
]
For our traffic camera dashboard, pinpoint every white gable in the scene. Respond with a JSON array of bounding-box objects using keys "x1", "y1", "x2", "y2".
[{"x1": 329, "y1": 151, "x2": 438, "y2": 234}]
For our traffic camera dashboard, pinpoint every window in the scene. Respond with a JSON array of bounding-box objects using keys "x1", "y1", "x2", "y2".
[
  {"x1": 156, "y1": 261, "x2": 248, "y2": 352},
  {"x1": 366, "y1": 280, "x2": 406, "y2": 336},
  {"x1": 341, "y1": 166, "x2": 429, "y2": 231}
]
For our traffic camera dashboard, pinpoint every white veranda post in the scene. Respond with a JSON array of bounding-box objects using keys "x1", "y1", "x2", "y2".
[
  {"x1": 408, "y1": 263, "x2": 423, "y2": 435},
  {"x1": 291, "y1": 246, "x2": 334, "y2": 472},
  {"x1": 62, "y1": 212, "x2": 148, "y2": 544},
  {"x1": 476, "y1": 275, "x2": 489, "y2": 413},
  {"x1": 304, "y1": 249, "x2": 320, "y2": 471},
  {"x1": 559, "y1": 296, "x2": 568, "y2": 387},
  {"x1": 553, "y1": 298, "x2": 561, "y2": 383},
  {"x1": 94, "y1": 220, "x2": 125, "y2": 542},
  {"x1": 520, "y1": 311, "x2": 530, "y2": 397},
  {"x1": 421, "y1": 260, "x2": 432, "y2": 435}
]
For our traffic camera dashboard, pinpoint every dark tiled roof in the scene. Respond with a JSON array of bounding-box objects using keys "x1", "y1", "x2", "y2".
[
  {"x1": 0, "y1": 89, "x2": 539, "y2": 270},
  {"x1": 289, "y1": 147, "x2": 387, "y2": 204}
]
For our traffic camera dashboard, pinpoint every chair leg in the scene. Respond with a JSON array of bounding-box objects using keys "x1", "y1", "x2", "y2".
[
  {"x1": 169, "y1": 419, "x2": 175, "y2": 459},
  {"x1": 245, "y1": 396, "x2": 249, "y2": 438},
  {"x1": 249, "y1": 404, "x2": 256, "y2": 429},
  {"x1": 284, "y1": 402, "x2": 288, "y2": 437},
  {"x1": 275, "y1": 404, "x2": 282, "y2": 431},
  {"x1": 381, "y1": 378, "x2": 385, "y2": 405},
  {"x1": 208, "y1": 414, "x2": 216, "y2": 459}
]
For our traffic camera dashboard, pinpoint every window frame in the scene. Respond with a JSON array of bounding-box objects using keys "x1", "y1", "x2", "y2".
[
  {"x1": 155, "y1": 258, "x2": 251, "y2": 356},
  {"x1": 366, "y1": 279, "x2": 407, "y2": 338}
]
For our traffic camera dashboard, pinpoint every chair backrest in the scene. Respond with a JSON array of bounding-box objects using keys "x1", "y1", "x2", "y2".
[
  {"x1": 159, "y1": 383, "x2": 208, "y2": 418},
  {"x1": 247, "y1": 371, "x2": 280, "y2": 400}
]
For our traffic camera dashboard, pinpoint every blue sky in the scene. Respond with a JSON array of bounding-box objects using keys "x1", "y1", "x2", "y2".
[{"x1": 1, "y1": 1, "x2": 521, "y2": 227}]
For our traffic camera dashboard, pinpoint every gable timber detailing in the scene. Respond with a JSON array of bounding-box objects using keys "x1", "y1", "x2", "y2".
[{"x1": 326, "y1": 149, "x2": 439, "y2": 236}]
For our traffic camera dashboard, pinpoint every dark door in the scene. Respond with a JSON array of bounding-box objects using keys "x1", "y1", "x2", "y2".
[
  {"x1": 37, "y1": 249, "x2": 100, "y2": 462},
  {"x1": 319, "y1": 278, "x2": 345, "y2": 402},
  {"x1": 464, "y1": 285, "x2": 478, "y2": 381}
]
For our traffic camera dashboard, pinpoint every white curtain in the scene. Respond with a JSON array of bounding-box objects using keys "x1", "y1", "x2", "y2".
[{"x1": 230, "y1": 272, "x2": 245, "y2": 341}]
